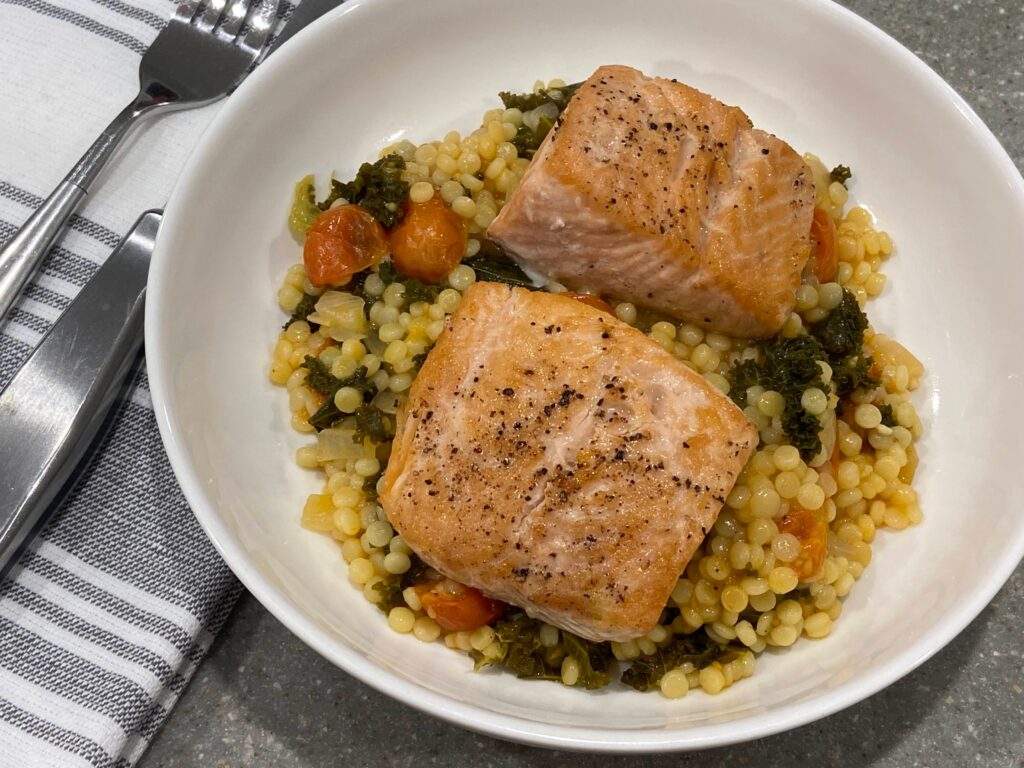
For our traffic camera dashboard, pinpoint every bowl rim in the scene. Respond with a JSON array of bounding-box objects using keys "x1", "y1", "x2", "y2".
[{"x1": 145, "y1": 0, "x2": 1024, "y2": 752}]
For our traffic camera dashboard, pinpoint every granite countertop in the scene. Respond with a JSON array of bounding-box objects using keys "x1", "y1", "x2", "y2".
[{"x1": 140, "y1": 1, "x2": 1024, "y2": 765}]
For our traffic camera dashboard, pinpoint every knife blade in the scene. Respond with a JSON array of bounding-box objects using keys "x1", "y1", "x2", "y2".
[
  {"x1": 0, "y1": 211, "x2": 161, "y2": 576},
  {"x1": 267, "y1": 0, "x2": 348, "y2": 58},
  {"x1": 0, "y1": 3, "x2": 344, "y2": 576}
]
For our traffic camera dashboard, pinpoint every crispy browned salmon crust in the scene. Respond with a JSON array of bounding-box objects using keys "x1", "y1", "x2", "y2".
[
  {"x1": 489, "y1": 65, "x2": 815, "y2": 338},
  {"x1": 381, "y1": 283, "x2": 757, "y2": 641}
]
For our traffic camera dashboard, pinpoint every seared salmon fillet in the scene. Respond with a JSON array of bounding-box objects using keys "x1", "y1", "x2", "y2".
[
  {"x1": 380, "y1": 283, "x2": 757, "y2": 642},
  {"x1": 488, "y1": 65, "x2": 815, "y2": 339}
]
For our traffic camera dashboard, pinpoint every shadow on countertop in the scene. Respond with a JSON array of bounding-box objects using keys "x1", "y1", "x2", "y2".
[{"x1": 141, "y1": 563, "x2": 1024, "y2": 768}]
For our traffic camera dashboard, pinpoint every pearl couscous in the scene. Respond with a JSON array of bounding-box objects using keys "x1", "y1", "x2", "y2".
[{"x1": 270, "y1": 81, "x2": 924, "y2": 697}]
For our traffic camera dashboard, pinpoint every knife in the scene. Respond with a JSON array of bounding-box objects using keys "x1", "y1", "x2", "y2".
[
  {"x1": 0, "y1": 1, "x2": 347, "y2": 575},
  {"x1": 0, "y1": 212, "x2": 159, "y2": 575}
]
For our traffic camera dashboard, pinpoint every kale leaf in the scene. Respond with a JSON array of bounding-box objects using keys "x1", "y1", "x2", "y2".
[
  {"x1": 831, "y1": 353, "x2": 879, "y2": 400},
  {"x1": 471, "y1": 611, "x2": 613, "y2": 688},
  {"x1": 300, "y1": 355, "x2": 340, "y2": 396},
  {"x1": 372, "y1": 579, "x2": 405, "y2": 613},
  {"x1": 353, "y1": 406, "x2": 393, "y2": 443},
  {"x1": 727, "y1": 335, "x2": 829, "y2": 459},
  {"x1": 809, "y1": 289, "x2": 879, "y2": 399},
  {"x1": 327, "y1": 154, "x2": 409, "y2": 228},
  {"x1": 500, "y1": 82, "x2": 582, "y2": 158},
  {"x1": 810, "y1": 289, "x2": 869, "y2": 358},
  {"x1": 510, "y1": 119, "x2": 556, "y2": 157},
  {"x1": 377, "y1": 260, "x2": 444, "y2": 304},
  {"x1": 561, "y1": 633, "x2": 614, "y2": 690},
  {"x1": 466, "y1": 247, "x2": 537, "y2": 290},
  {"x1": 829, "y1": 164, "x2": 853, "y2": 188},
  {"x1": 727, "y1": 292, "x2": 880, "y2": 456},
  {"x1": 283, "y1": 292, "x2": 320, "y2": 331},
  {"x1": 305, "y1": 365, "x2": 374, "y2": 431},
  {"x1": 759, "y1": 335, "x2": 828, "y2": 398},
  {"x1": 399, "y1": 552, "x2": 432, "y2": 591},
  {"x1": 471, "y1": 612, "x2": 558, "y2": 681},
  {"x1": 726, "y1": 359, "x2": 762, "y2": 408},
  {"x1": 620, "y1": 633, "x2": 726, "y2": 692},
  {"x1": 878, "y1": 403, "x2": 898, "y2": 428},
  {"x1": 498, "y1": 82, "x2": 582, "y2": 112}
]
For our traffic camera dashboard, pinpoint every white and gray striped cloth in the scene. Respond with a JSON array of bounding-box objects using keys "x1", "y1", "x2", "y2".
[{"x1": 0, "y1": 1, "x2": 298, "y2": 765}]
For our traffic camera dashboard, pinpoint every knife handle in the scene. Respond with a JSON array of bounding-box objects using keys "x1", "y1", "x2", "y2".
[{"x1": 0, "y1": 210, "x2": 161, "y2": 575}]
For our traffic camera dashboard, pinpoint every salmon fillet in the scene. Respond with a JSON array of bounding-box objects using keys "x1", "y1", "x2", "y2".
[
  {"x1": 380, "y1": 283, "x2": 757, "y2": 642},
  {"x1": 488, "y1": 65, "x2": 815, "y2": 339}
]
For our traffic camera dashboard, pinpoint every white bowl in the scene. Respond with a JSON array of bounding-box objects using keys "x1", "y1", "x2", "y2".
[{"x1": 146, "y1": 0, "x2": 1024, "y2": 751}]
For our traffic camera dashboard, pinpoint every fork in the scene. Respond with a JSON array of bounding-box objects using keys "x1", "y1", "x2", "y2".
[{"x1": 0, "y1": 0, "x2": 280, "y2": 326}]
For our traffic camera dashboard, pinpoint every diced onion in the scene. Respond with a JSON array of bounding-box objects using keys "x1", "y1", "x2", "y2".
[
  {"x1": 315, "y1": 426, "x2": 363, "y2": 462},
  {"x1": 308, "y1": 291, "x2": 367, "y2": 342},
  {"x1": 522, "y1": 102, "x2": 559, "y2": 133},
  {"x1": 371, "y1": 390, "x2": 402, "y2": 415}
]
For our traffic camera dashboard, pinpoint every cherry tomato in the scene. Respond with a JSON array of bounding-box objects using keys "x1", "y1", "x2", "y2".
[
  {"x1": 417, "y1": 582, "x2": 507, "y2": 632},
  {"x1": 388, "y1": 197, "x2": 467, "y2": 283},
  {"x1": 809, "y1": 207, "x2": 838, "y2": 283},
  {"x1": 303, "y1": 204, "x2": 388, "y2": 287},
  {"x1": 563, "y1": 292, "x2": 614, "y2": 314},
  {"x1": 777, "y1": 506, "x2": 828, "y2": 581}
]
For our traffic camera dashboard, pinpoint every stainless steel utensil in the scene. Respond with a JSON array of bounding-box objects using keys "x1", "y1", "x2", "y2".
[
  {"x1": 0, "y1": 0, "x2": 281, "y2": 327},
  {"x1": 0, "y1": 211, "x2": 160, "y2": 574},
  {"x1": 0, "y1": 0, "x2": 346, "y2": 574}
]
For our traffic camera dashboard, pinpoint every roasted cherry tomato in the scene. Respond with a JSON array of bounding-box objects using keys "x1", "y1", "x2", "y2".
[
  {"x1": 303, "y1": 204, "x2": 388, "y2": 287},
  {"x1": 388, "y1": 197, "x2": 467, "y2": 283},
  {"x1": 777, "y1": 506, "x2": 828, "y2": 581},
  {"x1": 417, "y1": 582, "x2": 507, "y2": 631}
]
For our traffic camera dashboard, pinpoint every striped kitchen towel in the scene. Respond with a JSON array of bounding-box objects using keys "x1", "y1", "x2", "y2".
[{"x1": 0, "y1": 1, "x2": 299, "y2": 765}]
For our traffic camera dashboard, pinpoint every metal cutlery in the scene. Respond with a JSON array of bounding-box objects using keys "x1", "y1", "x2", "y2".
[
  {"x1": 0, "y1": 212, "x2": 160, "y2": 575},
  {"x1": 0, "y1": 0, "x2": 281, "y2": 327},
  {"x1": 0, "y1": 0, "x2": 347, "y2": 573}
]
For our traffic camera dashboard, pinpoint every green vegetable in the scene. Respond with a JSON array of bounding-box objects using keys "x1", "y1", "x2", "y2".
[
  {"x1": 467, "y1": 247, "x2": 537, "y2": 290},
  {"x1": 808, "y1": 289, "x2": 878, "y2": 399},
  {"x1": 327, "y1": 154, "x2": 409, "y2": 228},
  {"x1": 471, "y1": 612, "x2": 558, "y2": 682},
  {"x1": 306, "y1": 365, "x2": 374, "y2": 431},
  {"x1": 288, "y1": 175, "x2": 321, "y2": 240},
  {"x1": 287, "y1": 155, "x2": 409, "y2": 239},
  {"x1": 829, "y1": 164, "x2": 853, "y2": 188},
  {"x1": 300, "y1": 355, "x2": 340, "y2": 396},
  {"x1": 377, "y1": 260, "x2": 443, "y2": 305},
  {"x1": 283, "y1": 292, "x2": 320, "y2": 331},
  {"x1": 372, "y1": 579, "x2": 405, "y2": 613},
  {"x1": 399, "y1": 552, "x2": 432, "y2": 591},
  {"x1": 831, "y1": 353, "x2": 879, "y2": 400},
  {"x1": 500, "y1": 82, "x2": 582, "y2": 158},
  {"x1": 809, "y1": 289, "x2": 869, "y2": 359},
  {"x1": 353, "y1": 406, "x2": 393, "y2": 444},
  {"x1": 471, "y1": 611, "x2": 614, "y2": 689},
  {"x1": 561, "y1": 633, "x2": 614, "y2": 690},
  {"x1": 499, "y1": 82, "x2": 582, "y2": 112},
  {"x1": 727, "y1": 335, "x2": 829, "y2": 459},
  {"x1": 510, "y1": 119, "x2": 556, "y2": 157},
  {"x1": 727, "y1": 359, "x2": 764, "y2": 409},
  {"x1": 878, "y1": 403, "x2": 897, "y2": 428},
  {"x1": 620, "y1": 633, "x2": 727, "y2": 692}
]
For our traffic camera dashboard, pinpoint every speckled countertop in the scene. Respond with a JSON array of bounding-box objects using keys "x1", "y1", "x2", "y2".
[{"x1": 139, "y1": 1, "x2": 1024, "y2": 765}]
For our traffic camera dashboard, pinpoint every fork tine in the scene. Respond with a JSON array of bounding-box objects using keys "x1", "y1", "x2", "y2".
[
  {"x1": 174, "y1": 0, "x2": 202, "y2": 22},
  {"x1": 215, "y1": 0, "x2": 252, "y2": 41},
  {"x1": 195, "y1": 0, "x2": 228, "y2": 32},
  {"x1": 238, "y1": 0, "x2": 281, "y2": 57}
]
